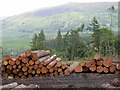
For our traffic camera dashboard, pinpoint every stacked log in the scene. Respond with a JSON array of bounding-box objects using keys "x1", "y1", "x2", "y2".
[
  {"x1": 75, "y1": 54, "x2": 120, "y2": 75},
  {"x1": 2, "y1": 50, "x2": 70, "y2": 79}
]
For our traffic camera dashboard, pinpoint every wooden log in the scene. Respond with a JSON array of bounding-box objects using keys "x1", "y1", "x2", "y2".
[
  {"x1": 29, "y1": 60, "x2": 34, "y2": 65},
  {"x1": 94, "y1": 54, "x2": 102, "y2": 60},
  {"x1": 13, "y1": 69, "x2": 19, "y2": 74},
  {"x1": 103, "y1": 58, "x2": 112, "y2": 67},
  {"x1": 90, "y1": 59, "x2": 97, "y2": 65},
  {"x1": 15, "y1": 60, "x2": 21, "y2": 65},
  {"x1": 59, "y1": 71, "x2": 63, "y2": 75},
  {"x1": 26, "y1": 63, "x2": 29, "y2": 67},
  {"x1": 110, "y1": 78, "x2": 120, "y2": 87},
  {"x1": 15, "y1": 75, "x2": 19, "y2": 79},
  {"x1": 75, "y1": 65, "x2": 83, "y2": 72},
  {"x1": 56, "y1": 61, "x2": 62, "y2": 67},
  {"x1": 49, "y1": 68, "x2": 54, "y2": 73},
  {"x1": 103, "y1": 67, "x2": 109, "y2": 73},
  {"x1": 97, "y1": 60, "x2": 103, "y2": 66},
  {"x1": 28, "y1": 69, "x2": 32, "y2": 74},
  {"x1": 21, "y1": 63, "x2": 25, "y2": 67},
  {"x1": 38, "y1": 56, "x2": 50, "y2": 63},
  {"x1": 28, "y1": 74, "x2": 32, "y2": 78},
  {"x1": 24, "y1": 72, "x2": 28, "y2": 76},
  {"x1": 49, "y1": 73, "x2": 54, "y2": 76},
  {"x1": 6, "y1": 69, "x2": 12, "y2": 74},
  {"x1": 109, "y1": 65, "x2": 116, "y2": 73},
  {"x1": 26, "y1": 84, "x2": 39, "y2": 88},
  {"x1": 1, "y1": 82, "x2": 18, "y2": 89},
  {"x1": 64, "y1": 69, "x2": 70, "y2": 75},
  {"x1": 18, "y1": 72, "x2": 23, "y2": 76},
  {"x1": 25, "y1": 50, "x2": 32, "y2": 57},
  {"x1": 4, "y1": 56, "x2": 12, "y2": 60},
  {"x1": 116, "y1": 64, "x2": 120, "y2": 70},
  {"x1": 2, "y1": 61, "x2": 8, "y2": 65},
  {"x1": 2, "y1": 73, "x2": 8, "y2": 77},
  {"x1": 33, "y1": 65, "x2": 38, "y2": 70},
  {"x1": 29, "y1": 66, "x2": 34, "y2": 70},
  {"x1": 89, "y1": 65, "x2": 96, "y2": 72},
  {"x1": 42, "y1": 67, "x2": 48, "y2": 74},
  {"x1": 13, "y1": 84, "x2": 27, "y2": 89},
  {"x1": 31, "y1": 50, "x2": 50, "y2": 60},
  {"x1": 22, "y1": 66, "x2": 28, "y2": 72},
  {"x1": 58, "y1": 68, "x2": 62, "y2": 72},
  {"x1": 97, "y1": 66, "x2": 103, "y2": 73},
  {"x1": 80, "y1": 61, "x2": 86, "y2": 66},
  {"x1": 35, "y1": 60, "x2": 40, "y2": 65},
  {"x1": 114, "y1": 70, "x2": 120, "y2": 75},
  {"x1": 38, "y1": 64, "x2": 43, "y2": 68},
  {"x1": 13, "y1": 65, "x2": 17, "y2": 69},
  {"x1": 83, "y1": 67, "x2": 89, "y2": 72},
  {"x1": 8, "y1": 60, "x2": 15, "y2": 65},
  {"x1": 47, "y1": 58, "x2": 61, "y2": 69},
  {"x1": 85, "y1": 61, "x2": 91, "y2": 68},
  {"x1": 61, "y1": 64, "x2": 68, "y2": 70},
  {"x1": 36, "y1": 69, "x2": 41, "y2": 74},
  {"x1": 22, "y1": 57, "x2": 29, "y2": 63},
  {"x1": 53, "y1": 67, "x2": 58, "y2": 71},
  {"x1": 35, "y1": 74, "x2": 39, "y2": 77},
  {"x1": 7, "y1": 65, "x2": 13, "y2": 70},
  {"x1": 44, "y1": 55, "x2": 57, "y2": 66},
  {"x1": 21, "y1": 75, "x2": 26, "y2": 79},
  {"x1": 53, "y1": 72, "x2": 58, "y2": 76},
  {"x1": 31, "y1": 70, "x2": 36, "y2": 75},
  {"x1": 66, "y1": 62, "x2": 80, "y2": 73},
  {"x1": 18, "y1": 65, "x2": 22, "y2": 69}
]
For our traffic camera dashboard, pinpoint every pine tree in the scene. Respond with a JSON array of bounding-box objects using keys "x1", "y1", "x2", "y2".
[
  {"x1": 31, "y1": 34, "x2": 38, "y2": 50},
  {"x1": 37, "y1": 30, "x2": 46, "y2": 50},
  {"x1": 55, "y1": 29, "x2": 63, "y2": 52}
]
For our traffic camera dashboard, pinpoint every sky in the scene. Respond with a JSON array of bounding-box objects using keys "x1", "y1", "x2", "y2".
[{"x1": 0, "y1": 0, "x2": 119, "y2": 18}]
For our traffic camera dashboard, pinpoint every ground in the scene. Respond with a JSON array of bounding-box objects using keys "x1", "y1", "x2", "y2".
[{"x1": 2, "y1": 73, "x2": 119, "y2": 89}]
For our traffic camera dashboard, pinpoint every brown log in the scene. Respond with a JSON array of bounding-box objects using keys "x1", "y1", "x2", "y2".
[
  {"x1": 7, "y1": 65, "x2": 12, "y2": 70},
  {"x1": 53, "y1": 72, "x2": 58, "y2": 76},
  {"x1": 97, "y1": 66, "x2": 103, "y2": 73},
  {"x1": 25, "y1": 50, "x2": 32, "y2": 57},
  {"x1": 31, "y1": 50, "x2": 50, "y2": 60},
  {"x1": 80, "y1": 61, "x2": 86, "y2": 66},
  {"x1": 66, "y1": 62, "x2": 80, "y2": 73},
  {"x1": 35, "y1": 74, "x2": 39, "y2": 77},
  {"x1": 18, "y1": 65, "x2": 22, "y2": 69},
  {"x1": 24, "y1": 72, "x2": 28, "y2": 76},
  {"x1": 33, "y1": 65, "x2": 38, "y2": 70},
  {"x1": 64, "y1": 70, "x2": 70, "y2": 75},
  {"x1": 83, "y1": 67, "x2": 89, "y2": 72},
  {"x1": 28, "y1": 70, "x2": 32, "y2": 74},
  {"x1": 13, "y1": 84, "x2": 27, "y2": 89},
  {"x1": 49, "y1": 73, "x2": 54, "y2": 76},
  {"x1": 49, "y1": 68, "x2": 54, "y2": 73},
  {"x1": 26, "y1": 84, "x2": 39, "y2": 88},
  {"x1": 56, "y1": 61, "x2": 62, "y2": 67},
  {"x1": 58, "y1": 68, "x2": 62, "y2": 72},
  {"x1": 8, "y1": 60, "x2": 15, "y2": 65},
  {"x1": 89, "y1": 65, "x2": 96, "y2": 72},
  {"x1": 29, "y1": 66, "x2": 34, "y2": 70},
  {"x1": 38, "y1": 56, "x2": 50, "y2": 63},
  {"x1": 110, "y1": 78, "x2": 120, "y2": 87},
  {"x1": 21, "y1": 75, "x2": 26, "y2": 79},
  {"x1": 44, "y1": 55, "x2": 57, "y2": 66},
  {"x1": 97, "y1": 60, "x2": 103, "y2": 66},
  {"x1": 114, "y1": 70, "x2": 120, "y2": 75},
  {"x1": 26, "y1": 63, "x2": 30, "y2": 67},
  {"x1": 15, "y1": 60, "x2": 21, "y2": 65},
  {"x1": 22, "y1": 57, "x2": 29, "y2": 63},
  {"x1": 94, "y1": 54, "x2": 102, "y2": 60},
  {"x1": 22, "y1": 66, "x2": 28, "y2": 72},
  {"x1": 59, "y1": 72, "x2": 63, "y2": 75},
  {"x1": 103, "y1": 58, "x2": 112, "y2": 67},
  {"x1": 31, "y1": 70, "x2": 36, "y2": 75},
  {"x1": 18, "y1": 72, "x2": 23, "y2": 76},
  {"x1": 28, "y1": 74, "x2": 32, "y2": 78},
  {"x1": 47, "y1": 58, "x2": 61, "y2": 69},
  {"x1": 1, "y1": 82, "x2": 18, "y2": 89},
  {"x1": 90, "y1": 59, "x2": 97, "y2": 65},
  {"x1": 29, "y1": 60, "x2": 34, "y2": 65},
  {"x1": 36, "y1": 69, "x2": 41, "y2": 74},
  {"x1": 35, "y1": 60, "x2": 40, "y2": 65},
  {"x1": 4, "y1": 56, "x2": 12, "y2": 60},
  {"x1": 13, "y1": 65, "x2": 17, "y2": 69},
  {"x1": 38, "y1": 64, "x2": 43, "y2": 68},
  {"x1": 61, "y1": 64, "x2": 68, "y2": 70},
  {"x1": 13, "y1": 69, "x2": 19, "y2": 74},
  {"x1": 109, "y1": 65, "x2": 116, "y2": 73},
  {"x1": 2, "y1": 73, "x2": 8, "y2": 77},
  {"x1": 40, "y1": 74, "x2": 44, "y2": 77},
  {"x1": 53, "y1": 67, "x2": 58, "y2": 71},
  {"x1": 42, "y1": 67, "x2": 48, "y2": 74},
  {"x1": 103, "y1": 67, "x2": 109, "y2": 73},
  {"x1": 75, "y1": 65, "x2": 83, "y2": 72},
  {"x1": 17, "y1": 55, "x2": 24, "y2": 60},
  {"x1": 6, "y1": 69, "x2": 12, "y2": 74},
  {"x1": 2, "y1": 61, "x2": 8, "y2": 65},
  {"x1": 116, "y1": 64, "x2": 120, "y2": 70},
  {"x1": 85, "y1": 61, "x2": 91, "y2": 68}
]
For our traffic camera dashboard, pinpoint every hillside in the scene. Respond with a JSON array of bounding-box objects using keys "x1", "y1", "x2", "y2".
[{"x1": 1, "y1": 2, "x2": 118, "y2": 48}]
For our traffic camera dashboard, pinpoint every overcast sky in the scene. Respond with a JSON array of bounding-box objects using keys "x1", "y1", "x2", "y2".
[{"x1": 0, "y1": 0, "x2": 119, "y2": 18}]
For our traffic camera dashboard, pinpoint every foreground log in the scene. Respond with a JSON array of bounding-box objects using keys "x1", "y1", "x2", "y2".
[
  {"x1": 13, "y1": 84, "x2": 27, "y2": 89},
  {"x1": 110, "y1": 78, "x2": 120, "y2": 87},
  {"x1": 75, "y1": 65, "x2": 83, "y2": 72},
  {"x1": 66, "y1": 62, "x2": 80, "y2": 73},
  {"x1": 1, "y1": 82, "x2": 18, "y2": 89},
  {"x1": 26, "y1": 84, "x2": 39, "y2": 88},
  {"x1": 103, "y1": 58, "x2": 112, "y2": 67}
]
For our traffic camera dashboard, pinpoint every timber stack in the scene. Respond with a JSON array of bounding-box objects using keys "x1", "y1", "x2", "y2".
[
  {"x1": 74, "y1": 54, "x2": 120, "y2": 75},
  {"x1": 2, "y1": 50, "x2": 70, "y2": 79}
]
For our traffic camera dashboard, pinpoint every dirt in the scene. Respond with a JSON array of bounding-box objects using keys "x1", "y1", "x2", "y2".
[{"x1": 2, "y1": 73, "x2": 120, "y2": 89}]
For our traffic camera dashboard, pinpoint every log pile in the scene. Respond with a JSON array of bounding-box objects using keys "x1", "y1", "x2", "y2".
[
  {"x1": 74, "y1": 54, "x2": 120, "y2": 75},
  {"x1": 2, "y1": 50, "x2": 70, "y2": 79}
]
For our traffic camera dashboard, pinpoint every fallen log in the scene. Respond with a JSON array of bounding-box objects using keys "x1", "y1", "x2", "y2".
[
  {"x1": 110, "y1": 78, "x2": 120, "y2": 87},
  {"x1": 1, "y1": 82, "x2": 18, "y2": 89},
  {"x1": 103, "y1": 58, "x2": 112, "y2": 67},
  {"x1": 75, "y1": 65, "x2": 83, "y2": 72}
]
